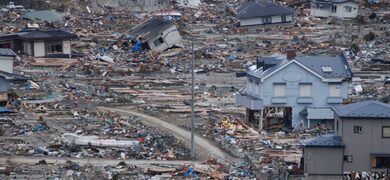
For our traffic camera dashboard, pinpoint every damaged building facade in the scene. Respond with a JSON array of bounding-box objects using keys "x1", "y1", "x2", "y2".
[
  {"x1": 128, "y1": 17, "x2": 182, "y2": 52},
  {"x1": 0, "y1": 30, "x2": 77, "y2": 58},
  {"x1": 310, "y1": 0, "x2": 359, "y2": 18},
  {"x1": 237, "y1": 51, "x2": 353, "y2": 129}
]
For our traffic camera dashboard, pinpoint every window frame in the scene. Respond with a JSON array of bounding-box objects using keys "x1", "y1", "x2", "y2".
[
  {"x1": 329, "y1": 83, "x2": 341, "y2": 97},
  {"x1": 153, "y1": 37, "x2": 165, "y2": 47},
  {"x1": 45, "y1": 41, "x2": 63, "y2": 54},
  {"x1": 299, "y1": 83, "x2": 312, "y2": 97},
  {"x1": 344, "y1": 155, "x2": 353, "y2": 163},
  {"x1": 344, "y1": 6, "x2": 352, "y2": 13},
  {"x1": 354, "y1": 125, "x2": 363, "y2": 134},
  {"x1": 331, "y1": 5, "x2": 337, "y2": 13},
  {"x1": 262, "y1": 16, "x2": 272, "y2": 24},
  {"x1": 382, "y1": 126, "x2": 390, "y2": 138},
  {"x1": 371, "y1": 156, "x2": 390, "y2": 169},
  {"x1": 273, "y1": 83, "x2": 286, "y2": 97}
]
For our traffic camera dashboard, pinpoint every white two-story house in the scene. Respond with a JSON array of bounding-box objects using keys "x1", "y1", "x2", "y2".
[{"x1": 236, "y1": 50, "x2": 353, "y2": 130}]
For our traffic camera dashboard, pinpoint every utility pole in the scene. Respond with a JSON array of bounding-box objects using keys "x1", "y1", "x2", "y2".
[{"x1": 191, "y1": 37, "x2": 195, "y2": 159}]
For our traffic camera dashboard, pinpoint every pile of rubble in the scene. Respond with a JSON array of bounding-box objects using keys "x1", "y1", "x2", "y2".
[{"x1": 0, "y1": 110, "x2": 190, "y2": 160}]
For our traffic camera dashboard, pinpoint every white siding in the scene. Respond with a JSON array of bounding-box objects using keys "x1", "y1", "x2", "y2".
[
  {"x1": 271, "y1": 15, "x2": 281, "y2": 23},
  {"x1": 33, "y1": 41, "x2": 45, "y2": 57},
  {"x1": 62, "y1": 40, "x2": 71, "y2": 54},
  {"x1": 148, "y1": 25, "x2": 182, "y2": 52},
  {"x1": 255, "y1": 82, "x2": 261, "y2": 97},
  {"x1": 310, "y1": 2, "x2": 358, "y2": 18},
  {"x1": 0, "y1": 56, "x2": 14, "y2": 73},
  {"x1": 335, "y1": 2, "x2": 358, "y2": 18},
  {"x1": 240, "y1": 14, "x2": 292, "y2": 26},
  {"x1": 240, "y1": 17, "x2": 263, "y2": 26},
  {"x1": 286, "y1": 14, "x2": 293, "y2": 22}
]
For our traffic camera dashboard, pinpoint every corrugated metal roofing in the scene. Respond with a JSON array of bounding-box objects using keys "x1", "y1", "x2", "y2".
[
  {"x1": 333, "y1": 100, "x2": 390, "y2": 119},
  {"x1": 0, "y1": 48, "x2": 17, "y2": 57},
  {"x1": 301, "y1": 134, "x2": 343, "y2": 147},
  {"x1": 237, "y1": 1, "x2": 294, "y2": 19},
  {"x1": 128, "y1": 17, "x2": 176, "y2": 41},
  {"x1": 296, "y1": 55, "x2": 353, "y2": 79}
]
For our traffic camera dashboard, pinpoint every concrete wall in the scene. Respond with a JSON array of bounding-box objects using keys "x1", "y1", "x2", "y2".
[
  {"x1": 147, "y1": 25, "x2": 182, "y2": 52},
  {"x1": 0, "y1": 56, "x2": 14, "y2": 73},
  {"x1": 62, "y1": 40, "x2": 71, "y2": 54},
  {"x1": 340, "y1": 117, "x2": 390, "y2": 172},
  {"x1": 33, "y1": 41, "x2": 45, "y2": 57},
  {"x1": 304, "y1": 147, "x2": 343, "y2": 175},
  {"x1": 310, "y1": 2, "x2": 358, "y2": 18},
  {"x1": 240, "y1": 14, "x2": 293, "y2": 26},
  {"x1": 255, "y1": 61, "x2": 348, "y2": 127}
]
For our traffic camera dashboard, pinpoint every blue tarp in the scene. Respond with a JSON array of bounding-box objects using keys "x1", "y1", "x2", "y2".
[
  {"x1": 0, "y1": 107, "x2": 12, "y2": 113},
  {"x1": 132, "y1": 40, "x2": 141, "y2": 51},
  {"x1": 368, "y1": 0, "x2": 380, "y2": 3}
]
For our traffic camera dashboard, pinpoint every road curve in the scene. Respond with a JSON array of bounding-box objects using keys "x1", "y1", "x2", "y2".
[{"x1": 97, "y1": 107, "x2": 236, "y2": 162}]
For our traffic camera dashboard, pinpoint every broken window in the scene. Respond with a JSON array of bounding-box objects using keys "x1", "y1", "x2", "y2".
[
  {"x1": 354, "y1": 126, "x2": 362, "y2": 134},
  {"x1": 344, "y1": 155, "x2": 353, "y2": 163},
  {"x1": 46, "y1": 41, "x2": 63, "y2": 54},
  {"x1": 345, "y1": 6, "x2": 352, "y2": 12},
  {"x1": 153, "y1": 37, "x2": 164, "y2": 47},
  {"x1": 382, "y1": 127, "x2": 390, "y2": 138},
  {"x1": 331, "y1": 5, "x2": 337, "y2": 13},
  {"x1": 329, "y1": 84, "x2": 341, "y2": 97},
  {"x1": 372, "y1": 156, "x2": 390, "y2": 169},
  {"x1": 273, "y1": 83, "x2": 286, "y2": 97},
  {"x1": 299, "y1": 83, "x2": 311, "y2": 97}
]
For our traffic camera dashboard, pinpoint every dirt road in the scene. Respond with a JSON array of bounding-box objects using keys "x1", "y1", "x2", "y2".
[
  {"x1": 0, "y1": 156, "x2": 202, "y2": 167},
  {"x1": 98, "y1": 107, "x2": 237, "y2": 162}
]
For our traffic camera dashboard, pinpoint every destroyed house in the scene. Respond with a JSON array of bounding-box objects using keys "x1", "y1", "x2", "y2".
[
  {"x1": 0, "y1": 49, "x2": 27, "y2": 103},
  {"x1": 310, "y1": 0, "x2": 358, "y2": 18},
  {"x1": 0, "y1": 30, "x2": 77, "y2": 58},
  {"x1": 301, "y1": 101, "x2": 390, "y2": 178},
  {"x1": 236, "y1": 51, "x2": 353, "y2": 130},
  {"x1": 128, "y1": 17, "x2": 182, "y2": 52},
  {"x1": 237, "y1": 1, "x2": 294, "y2": 26}
]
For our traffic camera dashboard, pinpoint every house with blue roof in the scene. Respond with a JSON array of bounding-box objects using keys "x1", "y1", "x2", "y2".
[
  {"x1": 236, "y1": 50, "x2": 353, "y2": 129},
  {"x1": 301, "y1": 100, "x2": 390, "y2": 178}
]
